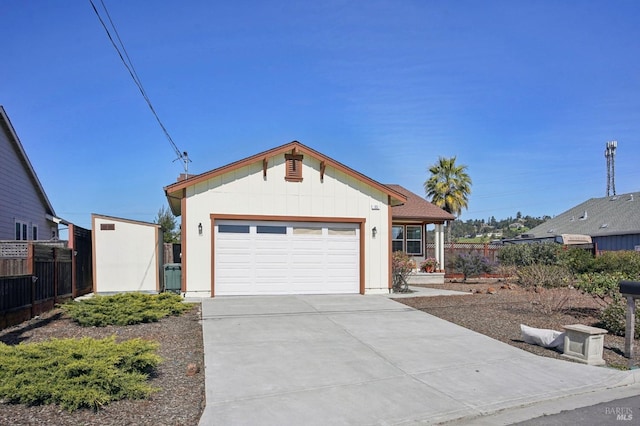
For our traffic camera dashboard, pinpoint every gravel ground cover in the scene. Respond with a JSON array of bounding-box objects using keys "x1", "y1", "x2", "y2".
[
  {"x1": 0, "y1": 303, "x2": 205, "y2": 426},
  {"x1": 1, "y1": 283, "x2": 638, "y2": 425},
  {"x1": 397, "y1": 280, "x2": 640, "y2": 370}
]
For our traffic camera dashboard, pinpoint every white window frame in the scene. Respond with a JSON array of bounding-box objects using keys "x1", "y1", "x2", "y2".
[
  {"x1": 32, "y1": 224, "x2": 38, "y2": 240},
  {"x1": 405, "y1": 225, "x2": 423, "y2": 255},
  {"x1": 391, "y1": 224, "x2": 424, "y2": 255},
  {"x1": 15, "y1": 220, "x2": 28, "y2": 240},
  {"x1": 392, "y1": 225, "x2": 404, "y2": 252}
]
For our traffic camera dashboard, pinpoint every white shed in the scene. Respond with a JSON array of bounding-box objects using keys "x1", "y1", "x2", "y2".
[{"x1": 92, "y1": 214, "x2": 163, "y2": 294}]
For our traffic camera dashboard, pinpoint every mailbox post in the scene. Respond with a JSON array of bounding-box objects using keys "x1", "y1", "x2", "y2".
[{"x1": 619, "y1": 281, "x2": 640, "y2": 365}]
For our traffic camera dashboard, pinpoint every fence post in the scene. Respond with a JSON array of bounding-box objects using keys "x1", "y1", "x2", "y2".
[
  {"x1": 26, "y1": 243, "x2": 34, "y2": 275},
  {"x1": 30, "y1": 275, "x2": 36, "y2": 318},
  {"x1": 53, "y1": 247, "x2": 58, "y2": 304},
  {"x1": 69, "y1": 223, "x2": 77, "y2": 298}
]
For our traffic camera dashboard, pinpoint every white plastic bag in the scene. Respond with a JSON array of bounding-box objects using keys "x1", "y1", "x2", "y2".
[{"x1": 520, "y1": 324, "x2": 565, "y2": 351}]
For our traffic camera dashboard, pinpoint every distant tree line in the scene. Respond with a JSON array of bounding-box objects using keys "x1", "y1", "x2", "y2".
[{"x1": 447, "y1": 212, "x2": 551, "y2": 240}]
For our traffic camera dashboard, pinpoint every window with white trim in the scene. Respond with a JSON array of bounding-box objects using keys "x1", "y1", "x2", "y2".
[
  {"x1": 405, "y1": 225, "x2": 422, "y2": 255},
  {"x1": 15, "y1": 221, "x2": 27, "y2": 240},
  {"x1": 392, "y1": 225, "x2": 404, "y2": 252},
  {"x1": 392, "y1": 224, "x2": 423, "y2": 255},
  {"x1": 32, "y1": 225, "x2": 38, "y2": 240}
]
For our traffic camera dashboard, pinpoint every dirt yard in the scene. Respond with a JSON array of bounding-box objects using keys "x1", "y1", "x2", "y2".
[
  {"x1": 0, "y1": 283, "x2": 638, "y2": 424},
  {"x1": 0, "y1": 304, "x2": 205, "y2": 426},
  {"x1": 397, "y1": 280, "x2": 640, "y2": 370}
]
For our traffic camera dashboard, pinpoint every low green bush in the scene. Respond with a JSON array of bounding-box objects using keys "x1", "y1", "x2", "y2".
[
  {"x1": 0, "y1": 336, "x2": 161, "y2": 411},
  {"x1": 590, "y1": 250, "x2": 640, "y2": 276},
  {"x1": 60, "y1": 292, "x2": 191, "y2": 327},
  {"x1": 557, "y1": 247, "x2": 594, "y2": 274},
  {"x1": 575, "y1": 271, "x2": 628, "y2": 301},
  {"x1": 516, "y1": 264, "x2": 573, "y2": 288},
  {"x1": 598, "y1": 298, "x2": 640, "y2": 339},
  {"x1": 497, "y1": 242, "x2": 560, "y2": 267},
  {"x1": 575, "y1": 269, "x2": 640, "y2": 337}
]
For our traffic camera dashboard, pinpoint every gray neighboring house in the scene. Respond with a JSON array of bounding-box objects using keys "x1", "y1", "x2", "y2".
[
  {"x1": 0, "y1": 106, "x2": 64, "y2": 241},
  {"x1": 526, "y1": 191, "x2": 640, "y2": 251}
]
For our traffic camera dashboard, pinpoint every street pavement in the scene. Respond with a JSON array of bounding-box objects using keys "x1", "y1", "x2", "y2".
[{"x1": 515, "y1": 395, "x2": 639, "y2": 426}]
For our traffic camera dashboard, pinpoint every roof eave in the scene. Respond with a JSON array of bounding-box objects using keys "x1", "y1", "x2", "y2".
[{"x1": 392, "y1": 216, "x2": 453, "y2": 223}]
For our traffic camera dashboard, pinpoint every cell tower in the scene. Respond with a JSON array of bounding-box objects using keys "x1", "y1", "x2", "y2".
[{"x1": 605, "y1": 141, "x2": 617, "y2": 196}]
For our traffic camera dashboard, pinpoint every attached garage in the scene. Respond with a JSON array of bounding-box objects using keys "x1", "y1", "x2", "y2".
[
  {"x1": 214, "y1": 219, "x2": 361, "y2": 295},
  {"x1": 164, "y1": 141, "x2": 407, "y2": 297}
]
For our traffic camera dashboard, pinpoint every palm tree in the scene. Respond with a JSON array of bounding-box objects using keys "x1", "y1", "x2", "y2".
[{"x1": 424, "y1": 156, "x2": 472, "y2": 241}]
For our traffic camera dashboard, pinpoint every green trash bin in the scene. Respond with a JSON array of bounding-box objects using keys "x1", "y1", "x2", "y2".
[{"x1": 164, "y1": 263, "x2": 182, "y2": 294}]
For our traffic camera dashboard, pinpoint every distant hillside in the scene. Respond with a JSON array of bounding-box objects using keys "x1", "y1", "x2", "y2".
[{"x1": 447, "y1": 213, "x2": 550, "y2": 240}]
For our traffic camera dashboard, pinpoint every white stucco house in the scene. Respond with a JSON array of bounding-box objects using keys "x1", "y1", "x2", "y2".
[
  {"x1": 91, "y1": 214, "x2": 163, "y2": 294},
  {"x1": 164, "y1": 141, "x2": 452, "y2": 297}
]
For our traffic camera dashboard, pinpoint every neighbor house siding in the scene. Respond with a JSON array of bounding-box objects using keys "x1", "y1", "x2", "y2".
[
  {"x1": 0, "y1": 116, "x2": 55, "y2": 240},
  {"x1": 183, "y1": 153, "x2": 391, "y2": 296},
  {"x1": 593, "y1": 234, "x2": 640, "y2": 252}
]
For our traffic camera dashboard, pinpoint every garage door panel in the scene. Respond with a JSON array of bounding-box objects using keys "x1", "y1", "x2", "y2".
[
  {"x1": 254, "y1": 254, "x2": 289, "y2": 265},
  {"x1": 215, "y1": 220, "x2": 359, "y2": 296}
]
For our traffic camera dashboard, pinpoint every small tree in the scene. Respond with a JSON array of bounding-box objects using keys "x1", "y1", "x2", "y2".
[{"x1": 155, "y1": 205, "x2": 179, "y2": 243}]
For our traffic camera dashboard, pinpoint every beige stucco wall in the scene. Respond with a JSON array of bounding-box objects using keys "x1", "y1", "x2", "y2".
[
  {"x1": 183, "y1": 153, "x2": 391, "y2": 297},
  {"x1": 93, "y1": 215, "x2": 161, "y2": 294}
]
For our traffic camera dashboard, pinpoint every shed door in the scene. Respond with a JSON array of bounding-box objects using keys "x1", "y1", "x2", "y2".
[{"x1": 215, "y1": 220, "x2": 359, "y2": 295}]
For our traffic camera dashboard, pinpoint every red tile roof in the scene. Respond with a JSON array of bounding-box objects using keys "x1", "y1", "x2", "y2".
[{"x1": 387, "y1": 184, "x2": 455, "y2": 222}]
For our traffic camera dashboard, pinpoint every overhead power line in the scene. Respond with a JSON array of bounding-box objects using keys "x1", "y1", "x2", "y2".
[{"x1": 89, "y1": 0, "x2": 191, "y2": 174}]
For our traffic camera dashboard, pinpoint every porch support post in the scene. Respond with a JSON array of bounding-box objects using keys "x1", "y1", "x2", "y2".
[{"x1": 434, "y1": 223, "x2": 445, "y2": 271}]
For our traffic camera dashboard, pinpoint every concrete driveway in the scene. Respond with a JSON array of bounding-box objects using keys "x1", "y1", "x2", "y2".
[{"x1": 197, "y1": 294, "x2": 639, "y2": 425}]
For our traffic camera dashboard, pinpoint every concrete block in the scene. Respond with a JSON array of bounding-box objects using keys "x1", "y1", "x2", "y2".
[
  {"x1": 407, "y1": 272, "x2": 445, "y2": 285},
  {"x1": 562, "y1": 324, "x2": 608, "y2": 366}
]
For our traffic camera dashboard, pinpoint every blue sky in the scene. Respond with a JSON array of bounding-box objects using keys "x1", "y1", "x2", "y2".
[{"x1": 3, "y1": 0, "x2": 639, "y2": 231}]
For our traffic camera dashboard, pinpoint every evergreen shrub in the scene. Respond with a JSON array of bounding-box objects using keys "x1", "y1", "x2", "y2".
[
  {"x1": 60, "y1": 292, "x2": 191, "y2": 327},
  {"x1": 0, "y1": 336, "x2": 161, "y2": 411}
]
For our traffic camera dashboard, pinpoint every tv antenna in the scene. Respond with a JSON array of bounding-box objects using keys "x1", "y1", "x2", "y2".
[
  {"x1": 174, "y1": 151, "x2": 191, "y2": 175},
  {"x1": 605, "y1": 140, "x2": 617, "y2": 196}
]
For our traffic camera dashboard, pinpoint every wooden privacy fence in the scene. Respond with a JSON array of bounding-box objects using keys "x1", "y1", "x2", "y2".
[
  {"x1": 163, "y1": 243, "x2": 181, "y2": 264},
  {"x1": 1, "y1": 243, "x2": 75, "y2": 329},
  {"x1": 70, "y1": 224, "x2": 93, "y2": 297}
]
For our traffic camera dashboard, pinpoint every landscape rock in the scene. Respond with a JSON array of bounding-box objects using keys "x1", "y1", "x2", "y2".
[
  {"x1": 186, "y1": 363, "x2": 200, "y2": 376},
  {"x1": 486, "y1": 287, "x2": 497, "y2": 294}
]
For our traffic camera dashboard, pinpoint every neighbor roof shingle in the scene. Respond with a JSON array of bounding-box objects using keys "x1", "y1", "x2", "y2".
[{"x1": 528, "y1": 192, "x2": 640, "y2": 237}]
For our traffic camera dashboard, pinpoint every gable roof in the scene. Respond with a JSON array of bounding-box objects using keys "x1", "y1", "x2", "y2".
[
  {"x1": 387, "y1": 184, "x2": 455, "y2": 222},
  {"x1": 0, "y1": 106, "x2": 57, "y2": 218},
  {"x1": 164, "y1": 141, "x2": 407, "y2": 216},
  {"x1": 527, "y1": 191, "x2": 640, "y2": 238}
]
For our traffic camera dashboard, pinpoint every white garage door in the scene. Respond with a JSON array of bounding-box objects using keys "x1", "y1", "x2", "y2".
[{"x1": 215, "y1": 220, "x2": 360, "y2": 295}]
